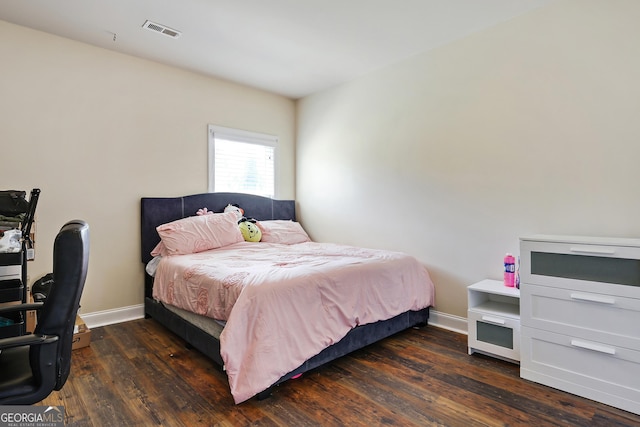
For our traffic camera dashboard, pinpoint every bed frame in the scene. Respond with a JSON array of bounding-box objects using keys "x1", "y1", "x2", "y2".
[{"x1": 141, "y1": 192, "x2": 429, "y2": 400}]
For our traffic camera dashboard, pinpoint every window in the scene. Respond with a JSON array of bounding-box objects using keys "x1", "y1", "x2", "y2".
[{"x1": 208, "y1": 125, "x2": 277, "y2": 198}]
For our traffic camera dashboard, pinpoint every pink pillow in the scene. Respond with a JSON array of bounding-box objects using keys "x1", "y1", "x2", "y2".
[
  {"x1": 150, "y1": 240, "x2": 168, "y2": 257},
  {"x1": 156, "y1": 211, "x2": 243, "y2": 255},
  {"x1": 258, "y1": 220, "x2": 311, "y2": 244}
]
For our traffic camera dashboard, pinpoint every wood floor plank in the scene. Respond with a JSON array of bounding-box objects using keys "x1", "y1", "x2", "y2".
[
  {"x1": 376, "y1": 340, "x2": 598, "y2": 425},
  {"x1": 386, "y1": 330, "x2": 604, "y2": 418},
  {"x1": 42, "y1": 376, "x2": 93, "y2": 427},
  {"x1": 338, "y1": 348, "x2": 531, "y2": 426},
  {"x1": 36, "y1": 319, "x2": 640, "y2": 426}
]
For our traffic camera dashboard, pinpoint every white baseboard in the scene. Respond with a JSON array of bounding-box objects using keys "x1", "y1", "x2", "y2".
[
  {"x1": 78, "y1": 305, "x2": 468, "y2": 336},
  {"x1": 80, "y1": 304, "x2": 145, "y2": 329},
  {"x1": 428, "y1": 310, "x2": 468, "y2": 335}
]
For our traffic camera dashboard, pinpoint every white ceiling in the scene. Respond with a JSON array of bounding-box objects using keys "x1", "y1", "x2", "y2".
[{"x1": 0, "y1": 0, "x2": 552, "y2": 99}]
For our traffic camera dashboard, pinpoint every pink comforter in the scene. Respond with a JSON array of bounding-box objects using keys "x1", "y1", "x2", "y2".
[{"x1": 153, "y1": 241, "x2": 435, "y2": 403}]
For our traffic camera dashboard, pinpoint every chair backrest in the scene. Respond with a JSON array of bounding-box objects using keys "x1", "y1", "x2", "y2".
[{"x1": 32, "y1": 220, "x2": 89, "y2": 389}]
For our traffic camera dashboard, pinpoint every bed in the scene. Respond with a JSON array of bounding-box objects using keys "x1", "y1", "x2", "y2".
[{"x1": 141, "y1": 192, "x2": 434, "y2": 404}]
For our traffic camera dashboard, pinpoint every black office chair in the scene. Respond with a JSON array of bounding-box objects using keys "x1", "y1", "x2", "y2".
[{"x1": 0, "y1": 220, "x2": 89, "y2": 404}]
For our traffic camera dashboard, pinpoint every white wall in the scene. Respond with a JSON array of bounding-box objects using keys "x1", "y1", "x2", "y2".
[
  {"x1": 0, "y1": 20, "x2": 296, "y2": 317},
  {"x1": 296, "y1": 0, "x2": 640, "y2": 318}
]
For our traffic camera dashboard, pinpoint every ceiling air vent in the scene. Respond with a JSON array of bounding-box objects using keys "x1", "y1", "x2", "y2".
[{"x1": 142, "y1": 20, "x2": 181, "y2": 39}]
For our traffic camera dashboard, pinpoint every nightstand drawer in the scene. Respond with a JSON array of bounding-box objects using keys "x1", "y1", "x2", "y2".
[
  {"x1": 521, "y1": 283, "x2": 640, "y2": 349},
  {"x1": 521, "y1": 326, "x2": 640, "y2": 415},
  {"x1": 468, "y1": 310, "x2": 520, "y2": 362}
]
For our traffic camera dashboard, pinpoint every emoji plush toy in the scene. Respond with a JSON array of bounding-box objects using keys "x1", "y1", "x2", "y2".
[{"x1": 238, "y1": 217, "x2": 262, "y2": 242}]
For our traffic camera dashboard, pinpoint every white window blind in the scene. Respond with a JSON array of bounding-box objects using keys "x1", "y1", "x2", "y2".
[{"x1": 208, "y1": 125, "x2": 277, "y2": 198}]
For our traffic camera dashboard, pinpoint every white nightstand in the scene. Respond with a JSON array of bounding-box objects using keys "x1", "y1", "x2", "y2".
[{"x1": 467, "y1": 279, "x2": 520, "y2": 363}]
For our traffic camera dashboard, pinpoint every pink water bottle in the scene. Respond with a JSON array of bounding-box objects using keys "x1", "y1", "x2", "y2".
[{"x1": 504, "y1": 253, "x2": 516, "y2": 287}]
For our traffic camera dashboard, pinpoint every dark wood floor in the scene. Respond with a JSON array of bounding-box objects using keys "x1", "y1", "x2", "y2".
[{"x1": 42, "y1": 319, "x2": 640, "y2": 426}]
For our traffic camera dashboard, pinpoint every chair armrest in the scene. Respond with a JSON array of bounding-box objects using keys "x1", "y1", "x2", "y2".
[
  {"x1": 0, "y1": 333, "x2": 58, "y2": 351},
  {"x1": 0, "y1": 302, "x2": 44, "y2": 316}
]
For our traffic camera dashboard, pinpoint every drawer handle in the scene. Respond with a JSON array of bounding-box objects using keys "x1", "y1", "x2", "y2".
[
  {"x1": 570, "y1": 293, "x2": 616, "y2": 305},
  {"x1": 570, "y1": 339, "x2": 616, "y2": 355},
  {"x1": 569, "y1": 246, "x2": 615, "y2": 255},
  {"x1": 481, "y1": 315, "x2": 505, "y2": 325}
]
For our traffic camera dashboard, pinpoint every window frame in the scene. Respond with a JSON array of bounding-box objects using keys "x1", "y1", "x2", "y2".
[{"x1": 207, "y1": 124, "x2": 278, "y2": 197}]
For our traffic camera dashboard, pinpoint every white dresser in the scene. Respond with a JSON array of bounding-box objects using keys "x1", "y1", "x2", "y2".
[{"x1": 519, "y1": 235, "x2": 640, "y2": 416}]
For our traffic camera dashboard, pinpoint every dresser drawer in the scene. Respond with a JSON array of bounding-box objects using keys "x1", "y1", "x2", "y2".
[
  {"x1": 520, "y1": 237, "x2": 640, "y2": 299},
  {"x1": 521, "y1": 326, "x2": 640, "y2": 415},
  {"x1": 521, "y1": 283, "x2": 640, "y2": 350}
]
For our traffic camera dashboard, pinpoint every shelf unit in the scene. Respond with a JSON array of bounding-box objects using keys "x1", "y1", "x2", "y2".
[
  {"x1": 468, "y1": 279, "x2": 520, "y2": 363},
  {"x1": 0, "y1": 251, "x2": 25, "y2": 337},
  {"x1": 0, "y1": 188, "x2": 39, "y2": 337}
]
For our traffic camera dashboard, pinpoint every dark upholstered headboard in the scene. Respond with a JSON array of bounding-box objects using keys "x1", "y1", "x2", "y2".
[{"x1": 140, "y1": 192, "x2": 296, "y2": 264}]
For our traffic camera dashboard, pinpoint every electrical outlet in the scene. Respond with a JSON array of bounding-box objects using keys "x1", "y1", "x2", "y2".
[{"x1": 26, "y1": 248, "x2": 35, "y2": 260}]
